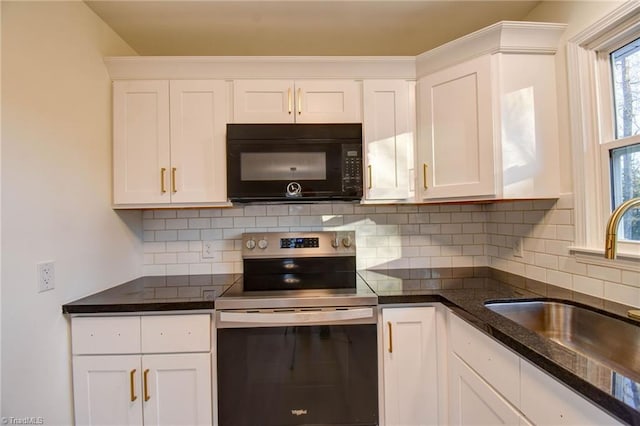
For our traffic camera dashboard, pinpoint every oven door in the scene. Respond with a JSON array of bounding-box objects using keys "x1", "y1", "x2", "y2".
[{"x1": 216, "y1": 308, "x2": 378, "y2": 426}]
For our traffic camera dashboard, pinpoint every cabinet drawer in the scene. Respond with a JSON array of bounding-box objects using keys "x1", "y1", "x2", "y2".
[
  {"x1": 141, "y1": 314, "x2": 210, "y2": 353},
  {"x1": 449, "y1": 312, "x2": 520, "y2": 406},
  {"x1": 520, "y1": 360, "x2": 621, "y2": 425},
  {"x1": 72, "y1": 316, "x2": 141, "y2": 355}
]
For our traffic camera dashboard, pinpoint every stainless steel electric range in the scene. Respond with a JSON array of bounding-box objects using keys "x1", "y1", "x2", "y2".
[{"x1": 216, "y1": 231, "x2": 378, "y2": 426}]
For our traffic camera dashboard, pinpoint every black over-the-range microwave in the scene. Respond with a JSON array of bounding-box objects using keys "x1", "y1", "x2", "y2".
[{"x1": 226, "y1": 123, "x2": 363, "y2": 203}]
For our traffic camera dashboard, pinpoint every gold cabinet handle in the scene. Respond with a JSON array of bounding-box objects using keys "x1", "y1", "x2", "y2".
[
  {"x1": 423, "y1": 163, "x2": 428, "y2": 189},
  {"x1": 387, "y1": 321, "x2": 393, "y2": 353},
  {"x1": 297, "y1": 88, "x2": 302, "y2": 115},
  {"x1": 368, "y1": 165, "x2": 373, "y2": 189},
  {"x1": 160, "y1": 168, "x2": 167, "y2": 194},
  {"x1": 171, "y1": 167, "x2": 177, "y2": 193},
  {"x1": 130, "y1": 369, "x2": 137, "y2": 402},
  {"x1": 288, "y1": 88, "x2": 292, "y2": 114},
  {"x1": 143, "y1": 368, "x2": 150, "y2": 402}
]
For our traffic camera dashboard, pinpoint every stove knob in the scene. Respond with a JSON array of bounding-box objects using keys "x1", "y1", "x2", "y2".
[
  {"x1": 245, "y1": 239, "x2": 256, "y2": 250},
  {"x1": 331, "y1": 237, "x2": 340, "y2": 248},
  {"x1": 257, "y1": 239, "x2": 269, "y2": 250},
  {"x1": 342, "y1": 236, "x2": 353, "y2": 248}
]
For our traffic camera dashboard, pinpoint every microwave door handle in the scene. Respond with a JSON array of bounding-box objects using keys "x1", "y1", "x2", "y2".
[{"x1": 219, "y1": 308, "x2": 373, "y2": 325}]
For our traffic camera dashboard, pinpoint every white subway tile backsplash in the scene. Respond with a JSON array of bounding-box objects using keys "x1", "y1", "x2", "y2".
[
  {"x1": 166, "y1": 264, "x2": 189, "y2": 275},
  {"x1": 189, "y1": 263, "x2": 212, "y2": 275},
  {"x1": 573, "y1": 275, "x2": 604, "y2": 298},
  {"x1": 199, "y1": 209, "x2": 222, "y2": 217},
  {"x1": 212, "y1": 218, "x2": 234, "y2": 228},
  {"x1": 586, "y1": 264, "x2": 622, "y2": 283},
  {"x1": 166, "y1": 241, "x2": 189, "y2": 252},
  {"x1": 177, "y1": 210, "x2": 200, "y2": 218},
  {"x1": 156, "y1": 230, "x2": 178, "y2": 242},
  {"x1": 177, "y1": 230, "x2": 199, "y2": 241},
  {"x1": 622, "y1": 270, "x2": 640, "y2": 286},
  {"x1": 177, "y1": 252, "x2": 200, "y2": 264},
  {"x1": 189, "y1": 218, "x2": 211, "y2": 229},
  {"x1": 430, "y1": 213, "x2": 451, "y2": 224},
  {"x1": 140, "y1": 197, "x2": 639, "y2": 307},
  {"x1": 154, "y1": 210, "x2": 177, "y2": 219},
  {"x1": 144, "y1": 220, "x2": 165, "y2": 231},
  {"x1": 221, "y1": 208, "x2": 244, "y2": 217},
  {"x1": 604, "y1": 281, "x2": 640, "y2": 307}
]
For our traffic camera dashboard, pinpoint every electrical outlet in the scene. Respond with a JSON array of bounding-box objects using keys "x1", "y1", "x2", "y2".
[
  {"x1": 513, "y1": 237, "x2": 524, "y2": 258},
  {"x1": 37, "y1": 261, "x2": 55, "y2": 292},
  {"x1": 202, "y1": 241, "x2": 215, "y2": 259}
]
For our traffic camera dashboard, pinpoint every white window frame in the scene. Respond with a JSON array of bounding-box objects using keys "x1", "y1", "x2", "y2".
[{"x1": 568, "y1": 2, "x2": 640, "y2": 267}]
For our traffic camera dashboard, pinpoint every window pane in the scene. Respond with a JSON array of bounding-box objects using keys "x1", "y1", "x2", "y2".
[
  {"x1": 611, "y1": 37, "x2": 640, "y2": 139},
  {"x1": 611, "y1": 143, "x2": 640, "y2": 241}
]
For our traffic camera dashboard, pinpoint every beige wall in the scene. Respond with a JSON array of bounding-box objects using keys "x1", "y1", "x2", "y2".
[
  {"x1": 524, "y1": 1, "x2": 624, "y2": 193},
  {"x1": 1, "y1": 1, "x2": 141, "y2": 423}
]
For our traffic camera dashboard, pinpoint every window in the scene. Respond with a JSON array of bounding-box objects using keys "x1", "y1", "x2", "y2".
[
  {"x1": 607, "y1": 38, "x2": 640, "y2": 242},
  {"x1": 568, "y1": 2, "x2": 640, "y2": 259}
]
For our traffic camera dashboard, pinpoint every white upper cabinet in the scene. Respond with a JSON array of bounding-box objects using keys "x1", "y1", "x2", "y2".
[
  {"x1": 417, "y1": 56, "x2": 494, "y2": 199},
  {"x1": 363, "y1": 80, "x2": 415, "y2": 201},
  {"x1": 233, "y1": 79, "x2": 362, "y2": 123},
  {"x1": 169, "y1": 80, "x2": 228, "y2": 204},
  {"x1": 113, "y1": 80, "x2": 171, "y2": 205},
  {"x1": 113, "y1": 80, "x2": 229, "y2": 207},
  {"x1": 416, "y1": 22, "x2": 566, "y2": 202}
]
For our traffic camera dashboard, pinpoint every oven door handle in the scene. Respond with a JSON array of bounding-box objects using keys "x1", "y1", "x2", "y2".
[{"x1": 219, "y1": 307, "x2": 374, "y2": 325}]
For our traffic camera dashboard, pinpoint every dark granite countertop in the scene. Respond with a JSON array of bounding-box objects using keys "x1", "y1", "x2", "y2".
[
  {"x1": 62, "y1": 273, "x2": 241, "y2": 313},
  {"x1": 363, "y1": 267, "x2": 640, "y2": 426},
  {"x1": 62, "y1": 267, "x2": 640, "y2": 424}
]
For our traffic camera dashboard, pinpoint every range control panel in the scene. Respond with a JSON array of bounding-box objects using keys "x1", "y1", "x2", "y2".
[
  {"x1": 280, "y1": 237, "x2": 320, "y2": 249},
  {"x1": 242, "y1": 231, "x2": 355, "y2": 259}
]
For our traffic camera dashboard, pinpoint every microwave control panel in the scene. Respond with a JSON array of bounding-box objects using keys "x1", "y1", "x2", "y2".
[{"x1": 342, "y1": 144, "x2": 362, "y2": 192}]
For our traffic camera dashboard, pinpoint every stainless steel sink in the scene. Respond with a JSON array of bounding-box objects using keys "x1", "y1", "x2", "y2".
[{"x1": 485, "y1": 299, "x2": 640, "y2": 380}]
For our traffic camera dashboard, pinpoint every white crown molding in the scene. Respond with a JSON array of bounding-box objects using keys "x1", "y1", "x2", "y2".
[
  {"x1": 416, "y1": 21, "x2": 566, "y2": 77},
  {"x1": 104, "y1": 56, "x2": 417, "y2": 80}
]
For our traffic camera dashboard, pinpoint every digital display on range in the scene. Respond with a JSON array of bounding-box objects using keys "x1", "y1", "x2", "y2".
[{"x1": 280, "y1": 237, "x2": 320, "y2": 249}]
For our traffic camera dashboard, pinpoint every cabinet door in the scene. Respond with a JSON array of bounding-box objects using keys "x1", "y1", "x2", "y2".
[
  {"x1": 363, "y1": 80, "x2": 414, "y2": 200},
  {"x1": 113, "y1": 80, "x2": 171, "y2": 205},
  {"x1": 382, "y1": 307, "x2": 439, "y2": 426},
  {"x1": 296, "y1": 80, "x2": 362, "y2": 123},
  {"x1": 72, "y1": 355, "x2": 143, "y2": 426},
  {"x1": 142, "y1": 353, "x2": 212, "y2": 426},
  {"x1": 449, "y1": 353, "x2": 524, "y2": 426},
  {"x1": 233, "y1": 80, "x2": 295, "y2": 123},
  {"x1": 170, "y1": 80, "x2": 229, "y2": 203},
  {"x1": 417, "y1": 55, "x2": 495, "y2": 200}
]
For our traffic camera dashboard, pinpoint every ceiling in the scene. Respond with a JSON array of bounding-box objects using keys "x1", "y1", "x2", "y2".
[{"x1": 85, "y1": 1, "x2": 542, "y2": 56}]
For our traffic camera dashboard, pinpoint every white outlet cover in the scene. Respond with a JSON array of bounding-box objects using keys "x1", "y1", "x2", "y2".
[
  {"x1": 37, "y1": 261, "x2": 55, "y2": 293},
  {"x1": 202, "y1": 241, "x2": 215, "y2": 259}
]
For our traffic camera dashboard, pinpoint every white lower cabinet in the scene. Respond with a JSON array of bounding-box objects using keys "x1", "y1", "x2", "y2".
[
  {"x1": 71, "y1": 315, "x2": 212, "y2": 426},
  {"x1": 381, "y1": 306, "x2": 440, "y2": 426},
  {"x1": 448, "y1": 310, "x2": 622, "y2": 426},
  {"x1": 450, "y1": 353, "x2": 530, "y2": 426}
]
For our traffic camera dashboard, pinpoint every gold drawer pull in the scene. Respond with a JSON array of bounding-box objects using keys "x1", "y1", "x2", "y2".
[
  {"x1": 423, "y1": 164, "x2": 428, "y2": 189},
  {"x1": 143, "y1": 369, "x2": 150, "y2": 402},
  {"x1": 130, "y1": 369, "x2": 137, "y2": 402},
  {"x1": 160, "y1": 168, "x2": 167, "y2": 193},
  {"x1": 171, "y1": 167, "x2": 177, "y2": 193},
  {"x1": 388, "y1": 321, "x2": 393, "y2": 353}
]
